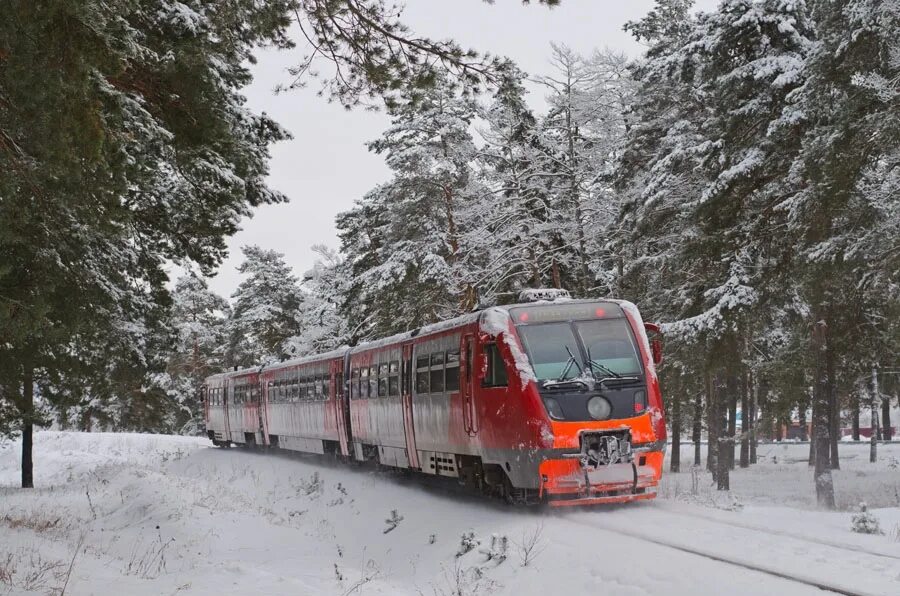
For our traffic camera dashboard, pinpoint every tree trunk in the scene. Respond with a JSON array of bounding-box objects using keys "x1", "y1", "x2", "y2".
[
  {"x1": 670, "y1": 391, "x2": 681, "y2": 473},
  {"x1": 808, "y1": 420, "x2": 816, "y2": 467},
  {"x1": 851, "y1": 392, "x2": 860, "y2": 441},
  {"x1": 882, "y1": 398, "x2": 892, "y2": 442},
  {"x1": 693, "y1": 390, "x2": 703, "y2": 467},
  {"x1": 707, "y1": 372, "x2": 718, "y2": 477},
  {"x1": 751, "y1": 378, "x2": 763, "y2": 464},
  {"x1": 740, "y1": 372, "x2": 750, "y2": 468},
  {"x1": 550, "y1": 260, "x2": 562, "y2": 289},
  {"x1": 870, "y1": 367, "x2": 879, "y2": 463},
  {"x1": 798, "y1": 401, "x2": 808, "y2": 441},
  {"x1": 812, "y1": 318, "x2": 835, "y2": 509},
  {"x1": 716, "y1": 393, "x2": 729, "y2": 491},
  {"x1": 827, "y1": 341, "x2": 839, "y2": 469},
  {"x1": 726, "y1": 375, "x2": 738, "y2": 470},
  {"x1": 21, "y1": 366, "x2": 34, "y2": 489}
]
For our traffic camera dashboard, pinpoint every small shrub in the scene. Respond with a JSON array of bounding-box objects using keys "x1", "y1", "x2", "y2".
[
  {"x1": 479, "y1": 534, "x2": 508, "y2": 564},
  {"x1": 456, "y1": 531, "x2": 479, "y2": 558},
  {"x1": 517, "y1": 524, "x2": 546, "y2": 567},
  {"x1": 851, "y1": 502, "x2": 883, "y2": 535},
  {"x1": 383, "y1": 510, "x2": 404, "y2": 534}
]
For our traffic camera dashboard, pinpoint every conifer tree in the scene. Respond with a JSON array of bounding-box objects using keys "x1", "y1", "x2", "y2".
[{"x1": 227, "y1": 246, "x2": 305, "y2": 366}]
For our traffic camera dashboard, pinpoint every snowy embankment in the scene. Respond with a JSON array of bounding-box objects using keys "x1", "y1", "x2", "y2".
[{"x1": 1, "y1": 433, "x2": 899, "y2": 596}]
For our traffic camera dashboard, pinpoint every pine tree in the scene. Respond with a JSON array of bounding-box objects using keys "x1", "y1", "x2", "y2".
[
  {"x1": 227, "y1": 246, "x2": 305, "y2": 366},
  {"x1": 161, "y1": 274, "x2": 230, "y2": 433},
  {"x1": 285, "y1": 245, "x2": 350, "y2": 356},
  {"x1": 473, "y1": 65, "x2": 555, "y2": 298},
  {"x1": 336, "y1": 79, "x2": 480, "y2": 339}
]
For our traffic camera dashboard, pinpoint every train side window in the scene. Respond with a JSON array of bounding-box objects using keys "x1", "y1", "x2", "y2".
[
  {"x1": 415, "y1": 355, "x2": 429, "y2": 394},
  {"x1": 291, "y1": 379, "x2": 299, "y2": 402},
  {"x1": 378, "y1": 363, "x2": 388, "y2": 397},
  {"x1": 388, "y1": 361, "x2": 400, "y2": 396},
  {"x1": 482, "y1": 344, "x2": 508, "y2": 388},
  {"x1": 445, "y1": 350, "x2": 460, "y2": 392},
  {"x1": 430, "y1": 352, "x2": 445, "y2": 393},
  {"x1": 369, "y1": 366, "x2": 378, "y2": 398},
  {"x1": 350, "y1": 368, "x2": 359, "y2": 399},
  {"x1": 313, "y1": 376, "x2": 322, "y2": 399},
  {"x1": 358, "y1": 367, "x2": 368, "y2": 398}
]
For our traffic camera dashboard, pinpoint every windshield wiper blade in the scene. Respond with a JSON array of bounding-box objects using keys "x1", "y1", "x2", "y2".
[
  {"x1": 585, "y1": 345, "x2": 621, "y2": 380},
  {"x1": 557, "y1": 345, "x2": 583, "y2": 382},
  {"x1": 587, "y1": 358, "x2": 621, "y2": 379}
]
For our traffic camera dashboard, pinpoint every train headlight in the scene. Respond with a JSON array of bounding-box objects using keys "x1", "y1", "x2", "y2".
[{"x1": 587, "y1": 396, "x2": 612, "y2": 420}]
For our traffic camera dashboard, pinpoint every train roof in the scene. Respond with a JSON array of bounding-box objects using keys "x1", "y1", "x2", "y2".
[{"x1": 206, "y1": 298, "x2": 641, "y2": 379}]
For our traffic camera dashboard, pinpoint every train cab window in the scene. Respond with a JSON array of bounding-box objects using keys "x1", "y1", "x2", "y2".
[
  {"x1": 482, "y1": 344, "x2": 508, "y2": 388},
  {"x1": 369, "y1": 366, "x2": 378, "y2": 398},
  {"x1": 388, "y1": 361, "x2": 400, "y2": 396},
  {"x1": 415, "y1": 355, "x2": 430, "y2": 394},
  {"x1": 430, "y1": 352, "x2": 445, "y2": 393},
  {"x1": 350, "y1": 369, "x2": 359, "y2": 399},
  {"x1": 445, "y1": 350, "x2": 461, "y2": 392}
]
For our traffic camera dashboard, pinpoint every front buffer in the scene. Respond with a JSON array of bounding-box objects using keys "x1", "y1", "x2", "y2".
[{"x1": 539, "y1": 417, "x2": 664, "y2": 507}]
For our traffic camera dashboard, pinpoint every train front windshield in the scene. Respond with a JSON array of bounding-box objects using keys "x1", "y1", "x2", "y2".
[{"x1": 510, "y1": 304, "x2": 643, "y2": 382}]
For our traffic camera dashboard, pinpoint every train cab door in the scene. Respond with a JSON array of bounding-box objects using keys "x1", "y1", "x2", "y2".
[
  {"x1": 401, "y1": 343, "x2": 421, "y2": 470},
  {"x1": 461, "y1": 333, "x2": 478, "y2": 436},
  {"x1": 331, "y1": 360, "x2": 351, "y2": 456}
]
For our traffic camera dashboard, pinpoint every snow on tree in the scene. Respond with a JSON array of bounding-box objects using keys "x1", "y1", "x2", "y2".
[
  {"x1": 227, "y1": 246, "x2": 305, "y2": 367},
  {"x1": 159, "y1": 274, "x2": 230, "y2": 432},
  {"x1": 336, "y1": 78, "x2": 481, "y2": 340},
  {"x1": 533, "y1": 44, "x2": 635, "y2": 295},
  {"x1": 284, "y1": 245, "x2": 350, "y2": 357}
]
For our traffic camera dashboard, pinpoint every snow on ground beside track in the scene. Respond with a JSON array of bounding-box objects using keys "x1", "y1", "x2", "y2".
[
  {"x1": 661, "y1": 441, "x2": 900, "y2": 510},
  {"x1": 0, "y1": 432, "x2": 898, "y2": 596}
]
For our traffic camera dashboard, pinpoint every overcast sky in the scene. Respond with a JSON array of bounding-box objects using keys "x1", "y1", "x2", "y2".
[{"x1": 204, "y1": 0, "x2": 718, "y2": 298}]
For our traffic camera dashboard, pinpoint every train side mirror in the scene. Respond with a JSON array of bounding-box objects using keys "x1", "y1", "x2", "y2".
[
  {"x1": 643, "y1": 322, "x2": 663, "y2": 366},
  {"x1": 650, "y1": 338, "x2": 663, "y2": 366}
]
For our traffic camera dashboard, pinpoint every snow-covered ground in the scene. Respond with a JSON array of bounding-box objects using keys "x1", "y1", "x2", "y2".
[{"x1": 1, "y1": 433, "x2": 899, "y2": 596}]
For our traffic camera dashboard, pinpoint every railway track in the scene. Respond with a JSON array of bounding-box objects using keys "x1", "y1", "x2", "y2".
[
  {"x1": 651, "y1": 503, "x2": 900, "y2": 562},
  {"x1": 578, "y1": 518, "x2": 880, "y2": 596}
]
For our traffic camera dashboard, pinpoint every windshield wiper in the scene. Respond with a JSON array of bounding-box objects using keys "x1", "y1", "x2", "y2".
[
  {"x1": 556, "y1": 345, "x2": 583, "y2": 382},
  {"x1": 585, "y1": 345, "x2": 621, "y2": 380}
]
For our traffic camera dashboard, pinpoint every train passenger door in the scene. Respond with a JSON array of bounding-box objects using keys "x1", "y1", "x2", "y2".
[
  {"x1": 401, "y1": 343, "x2": 420, "y2": 469},
  {"x1": 461, "y1": 334, "x2": 478, "y2": 436},
  {"x1": 201, "y1": 386, "x2": 209, "y2": 430},
  {"x1": 331, "y1": 360, "x2": 351, "y2": 456},
  {"x1": 260, "y1": 380, "x2": 270, "y2": 447},
  {"x1": 223, "y1": 381, "x2": 233, "y2": 442}
]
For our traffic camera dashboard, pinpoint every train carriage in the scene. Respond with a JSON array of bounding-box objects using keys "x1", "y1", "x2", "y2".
[
  {"x1": 204, "y1": 294, "x2": 666, "y2": 506},
  {"x1": 259, "y1": 349, "x2": 350, "y2": 455}
]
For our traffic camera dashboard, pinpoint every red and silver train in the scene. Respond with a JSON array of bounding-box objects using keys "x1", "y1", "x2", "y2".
[{"x1": 203, "y1": 295, "x2": 666, "y2": 506}]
